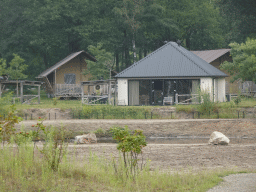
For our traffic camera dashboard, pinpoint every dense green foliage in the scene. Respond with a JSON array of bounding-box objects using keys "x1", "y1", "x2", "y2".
[
  {"x1": 83, "y1": 43, "x2": 113, "y2": 80},
  {"x1": 214, "y1": 0, "x2": 256, "y2": 45},
  {"x1": 0, "y1": 54, "x2": 28, "y2": 80},
  {"x1": 221, "y1": 38, "x2": 256, "y2": 83},
  {"x1": 1, "y1": 0, "x2": 252, "y2": 80}
]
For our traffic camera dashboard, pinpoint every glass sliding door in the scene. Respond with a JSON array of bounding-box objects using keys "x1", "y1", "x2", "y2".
[
  {"x1": 139, "y1": 80, "x2": 150, "y2": 105},
  {"x1": 151, "y1": 80, "x2": 164, "y2": 105},
  {"x1": 163, "y1": 80, "x2": 176, "y2": 104}
]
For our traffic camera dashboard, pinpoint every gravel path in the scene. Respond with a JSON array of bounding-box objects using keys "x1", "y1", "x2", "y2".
[{"x1": 207, "y1": 173, "x2": 256, "y2": 192}]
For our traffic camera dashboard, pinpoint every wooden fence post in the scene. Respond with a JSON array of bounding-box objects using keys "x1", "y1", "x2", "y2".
[
  {"x1": 20, "y1": 82, "x2": 23, "y2": 103},
  {"x1": 38, "y1": 85, "x2": 41, "y2": 104},
  {"x1": 175, "y1": 93, "x2": 178, "y2": 105}
]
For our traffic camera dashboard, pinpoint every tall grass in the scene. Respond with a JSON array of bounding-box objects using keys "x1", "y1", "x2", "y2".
[
  {"x1": 72, "y1": 105, "x2": 154, "y2": 119},
  {"x1": 0, "y1": 141, "x2": 251, "y2": 191}
]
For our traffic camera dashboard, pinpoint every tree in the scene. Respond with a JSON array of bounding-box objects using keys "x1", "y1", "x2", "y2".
[
  {"x1": 5, "y1": 54, "x2": 28, "y2": 80},
  {"x1": 83, "y1": 43, "x2": 114, "y2": 80},
  {"x1": 162, "y1": 0, "x2": 224, "y2": 50},
  {"x1": 214, "y1": 0, "x2": 256, "y2": 45},
  {"x1": 114, "y1": 0, "x2": 146, "y2": 62},
  {"x1": 0, "y1": 59, "x2": 7, "y2": 76},
  {"x1": 0, "y1": 54, "x2": 28, "y2": 96},
  {"x1": 220, "y1": 38, "x2": 256, "y2": 83}
]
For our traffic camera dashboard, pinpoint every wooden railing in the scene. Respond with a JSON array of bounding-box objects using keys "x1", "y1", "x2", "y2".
[
  {"x1": 175, "y1": 93, "x2": 201, "y2": 105},
  {"x1": 55, "y1": 84, "x2": 81, "y2": 96}
]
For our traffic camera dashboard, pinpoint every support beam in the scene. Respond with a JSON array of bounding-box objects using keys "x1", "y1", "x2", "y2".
[
  {"x1": 54, "y1": 69, "x2": 57, "y2": 95},
  {"x1": 20, "y1": 82, "x2": 23, "y2": 103},
  {"x1": 16, "y1": 81, "x2": 19, "y2": 97},
  {"x1": 88, "y1": 85, "x2": 90, "y2": 104},
  {"x1": 38, "y1": 85, "x2": 41, "y2": 104},
  {"x1": 108, "y1": 81, "x2": 111, "y2": 105},
  {"x1": 81, "y1": 84, "x2": 84, "y2": 104},
  {"x1": 114, "y1": 80, "x2": 117, "y2": 106}
]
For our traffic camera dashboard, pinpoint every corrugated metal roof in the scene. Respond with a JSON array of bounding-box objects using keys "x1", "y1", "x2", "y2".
[
  {"x1": 115, "y1": 42, "x2": 228, "y2": 78},
  {"x1": 191, "y1": 49, "x2": 231, "y2": 63},
  {"x1": 37, "y1": 50, "x2": 96, "y2": 78}
]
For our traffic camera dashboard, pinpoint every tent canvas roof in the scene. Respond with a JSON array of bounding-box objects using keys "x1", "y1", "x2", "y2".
[
  {"x1": 37, "y1": 50, "x2": 96, "y2": 78},
  {"x1": 115, "y1": 42, "x2": 228, "y2": 78}
]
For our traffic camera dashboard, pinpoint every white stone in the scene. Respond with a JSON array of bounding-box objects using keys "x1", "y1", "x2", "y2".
[
  {"x1": 75, "y1": 133, "x2": 97, "y2": 144},
  {"x1": 208, "y1": 131, "x2": 230, "y2": 145}
]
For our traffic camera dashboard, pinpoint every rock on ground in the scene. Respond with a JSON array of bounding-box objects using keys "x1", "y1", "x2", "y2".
[{"x1": 209, "y1": 131, "x2": 230, "y2": 145}]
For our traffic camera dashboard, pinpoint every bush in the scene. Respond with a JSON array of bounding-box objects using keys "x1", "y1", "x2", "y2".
[
  {"x1": 197, "y1": 90, "x2": 216, "y2": 115},
  {"x1": 0, "y1": 92, "x2": 13, "y2": 116},
  {"x1": 110, "y1": 126, "x2": 147, "y2": 178}
]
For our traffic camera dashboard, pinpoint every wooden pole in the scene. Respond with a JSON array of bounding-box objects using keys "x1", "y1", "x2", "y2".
[
  {"x1": 88, "y1": 85, "x2": 90, "y2": 104},
  {"x1": 108, "y1": 80, "x2": 111, "y2": 105},
  {"x1": 54, "y1": 69, "x2": 57, "y2": 95},
  {"x1": 0, "y1": 83, "x2": 2, "y2": 98},
  {"x1": 81, "y1": 83, "x2": 84, "y2": 104},
  {"x1": 16, "y1": 80, "x2": 19, "y2": 97},
  {"x1": 38, "y1": 85, "x2": 40, "y2": 104},
  {"x1": 175, "y1": 93, "x2": 178, "y2": 105},
  {"x1": 115, "y1": 80, "x2": 117, "y2": 106},
  {"x1": 20, "y1": 82, "x2": 23, "y2": 103},
  {"x1": 109, "y1": 68, "x2": 111, "y2": 105}
]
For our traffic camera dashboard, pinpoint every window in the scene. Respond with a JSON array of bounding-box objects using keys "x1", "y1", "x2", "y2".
[{"x1": 64, "y1": 73, "x2": 76, "y2": 84}]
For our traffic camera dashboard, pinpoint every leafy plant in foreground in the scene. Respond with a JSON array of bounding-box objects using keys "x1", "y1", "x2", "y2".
[
  {"x1": 31, "y1": 118, "x2": 70, "y2": 171},
  {"x1": 110, "y1": 126, "x2": 147, "y2": 178},
  {"x1": 0, "y1": 105, "x2": 22, "y2": 146}
]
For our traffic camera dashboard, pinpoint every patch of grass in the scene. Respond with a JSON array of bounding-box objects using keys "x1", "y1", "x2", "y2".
[
  {"x1": 175, "y1": 104, "x2": 197, "y2": 113},
  {"x1": 71, "y1": 105, "x2": 154, "y2": 119},
  {"x1": 237, "y1": 97, "x2": 256, "y2": 108},
  {"x1": 0, "y1": 140, "x2": 254, "y2": 191}
]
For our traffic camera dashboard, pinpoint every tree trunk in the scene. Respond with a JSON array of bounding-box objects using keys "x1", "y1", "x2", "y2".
[
  {"x1": 139, "y1": 48, "x2": 142, "y2": 60},
  {"x1": 115, "y1": 52, "x2": 119, "y2": 72},
  {"x1": 186, "y1": 37, "x2": 191, "y2": 50},
  {"x1": 144, "y1": 48, "x2": 147, "y2": 57},
  {"x1": 124, "y1": 30, "x2": 130, "y2": 68},
  {"x1": 16, "y1": 81, "x2": 18, "y2": 97},
  {"x1": 43, "y1": 53, "x2": 49, "y2": 69}
]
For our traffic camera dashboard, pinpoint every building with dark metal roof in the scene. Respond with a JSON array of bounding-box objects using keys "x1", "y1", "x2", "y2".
[
  {"x1": 115, "y1": 42, "x2": 228, "y2": 106},
  {"x1": 116, "y1": 42, "x2": 228, "y2": 79}
]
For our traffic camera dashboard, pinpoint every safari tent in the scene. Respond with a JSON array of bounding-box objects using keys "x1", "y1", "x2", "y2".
[{"x1": 37, "y1": 51, "x2": 96, "y2": 98}]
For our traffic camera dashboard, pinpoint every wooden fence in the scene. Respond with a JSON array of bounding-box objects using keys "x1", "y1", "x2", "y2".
[
  {"x1": 175, "y1": 93, "x2": 201, "y2": 105},
  {"x1": 55, "y1": 84, "x2": 81, "y2": 97}
]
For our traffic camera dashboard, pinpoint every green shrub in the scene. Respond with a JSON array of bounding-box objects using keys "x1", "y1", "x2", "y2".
[
  {"x1": 110, "y1": 126, "x2": 147, "y2": 177},
  {"x1": 52, "y1": 97, "x2": 59, "y2": 106},
  {"x1": 0, "y1": 92, "x2": 13, "y2": 116},
  {"x1": 197, "y1": 91, "x2": 216, "y2": 115}
]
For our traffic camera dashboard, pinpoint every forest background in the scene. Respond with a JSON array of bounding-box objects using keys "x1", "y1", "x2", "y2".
[{"x1": 0, "y1": 0, "x2": 255, "y2": 80}]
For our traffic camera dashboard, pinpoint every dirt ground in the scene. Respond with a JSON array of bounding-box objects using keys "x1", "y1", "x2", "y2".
[
  {"x1": 66, "y1": 143, "x2": 256, "y2": 172},
  {"x1": 17, "y1": 119, "x2": 256, "y2": 138},
  {"x1": 18, "y1": 118, "x2": 256, "y2": 172}
]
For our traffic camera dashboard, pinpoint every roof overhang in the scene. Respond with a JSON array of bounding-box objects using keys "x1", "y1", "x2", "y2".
[{"x1": 37, "y1": 50, "x2": 96, "y2": 78}]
